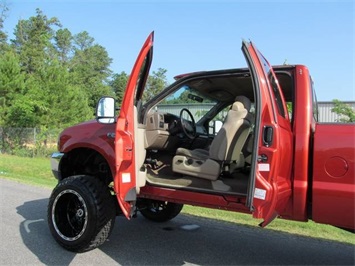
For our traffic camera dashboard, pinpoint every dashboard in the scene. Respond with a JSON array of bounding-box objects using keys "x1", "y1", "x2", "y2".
[{"x1": 145, "y1": 111, "x2": 209, "y2": 150}]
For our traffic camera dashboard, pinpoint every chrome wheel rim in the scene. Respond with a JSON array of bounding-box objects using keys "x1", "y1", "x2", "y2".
[{"x1": 52, "y1": 189, "x2": 88, "y2": 241}]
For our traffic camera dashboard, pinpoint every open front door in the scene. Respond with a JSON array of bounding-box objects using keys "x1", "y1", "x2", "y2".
[
  {"x1": 114, "y1": 32, "x2": 154, "y2": 219},
  {"x1": 243, "y1": 41, "x2": 293, "y2": 227}
]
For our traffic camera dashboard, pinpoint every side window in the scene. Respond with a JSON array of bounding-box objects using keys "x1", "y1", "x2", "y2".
[
  {"x1": 208, "y1": 105, "x2": 230, "y2": 135},
  {"x1": 257, "y1": 51, "x2": 288, "y2": 119},
  {"x1": 286, "y1": 102, "x2": 293, "y2": 120},
  {"x1": 207, "y1": 102, "x2": 256, "y2": 135},
  {"x1": 311, "y1": 77, "x2": 319, "y2": 122},
  {"x1": 136, "y1": 51, "x2": 152, "y2": 105},
  {"x1": 269, "y1": 74, "x2": 286, "y2": 118}
]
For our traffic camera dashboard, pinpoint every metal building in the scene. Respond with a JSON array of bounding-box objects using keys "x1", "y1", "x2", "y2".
[{"x1": 318, "y1": 101, "x2": 355, "y2": 123}]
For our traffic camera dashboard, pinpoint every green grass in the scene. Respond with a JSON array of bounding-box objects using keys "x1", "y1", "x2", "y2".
[
  {"x1": 0, "y1": 153, "x2": 57, "y2": 188},
  {"x1": 1, "y1": 153, "x2": 354, "y2": 245}
]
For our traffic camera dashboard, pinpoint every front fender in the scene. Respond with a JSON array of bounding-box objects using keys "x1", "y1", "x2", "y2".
[{"x1": 57, "y1": 121, "x2": 116, "y2": 178}]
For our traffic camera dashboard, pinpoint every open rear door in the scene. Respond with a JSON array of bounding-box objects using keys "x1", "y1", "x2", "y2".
[
  {"x1": 114, "y1": 32, "x2": 154, "y2": 219},
  {"x1": 243, "y1": 41, "x2": 293, "y2": 226}
]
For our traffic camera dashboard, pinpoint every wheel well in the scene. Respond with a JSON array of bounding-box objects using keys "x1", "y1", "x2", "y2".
[{"x1": 59, "y1": 148, "x2": 113, "y2": 185}]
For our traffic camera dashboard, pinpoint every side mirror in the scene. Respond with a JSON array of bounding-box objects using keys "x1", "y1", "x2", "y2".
[{"x1": 96, "y1": 97, "x2": 116, "y2": 124}]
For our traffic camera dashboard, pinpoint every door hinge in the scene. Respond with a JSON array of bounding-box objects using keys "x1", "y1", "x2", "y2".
[{"x1": 257, "y1": 154, "x2": 268, "y2": 163}]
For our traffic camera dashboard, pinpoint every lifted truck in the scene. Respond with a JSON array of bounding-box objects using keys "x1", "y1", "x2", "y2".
[{"x1": 48, "y1": 32, "x2": 355, "y2": 252}]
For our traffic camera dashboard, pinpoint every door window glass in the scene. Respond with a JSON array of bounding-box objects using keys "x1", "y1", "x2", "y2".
[
  {"x1": 135, "y1": 51, "x2": 152, "y2": 105},
  {"x1": 311, "y1": 77, "x2": 319, "y2": 122},
  {"x1": 257, "y1": 51, "x2": 287, "y2": 118}
]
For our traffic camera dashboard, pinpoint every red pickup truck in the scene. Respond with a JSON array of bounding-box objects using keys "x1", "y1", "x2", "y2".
[{"x1": 48, "y1": 32, "x2": 355, "y2": 252}]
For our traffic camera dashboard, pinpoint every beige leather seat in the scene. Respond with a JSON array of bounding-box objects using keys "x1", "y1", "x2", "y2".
[{"x1": 172, "y1": 96, "x2": 253, "y2": 180}]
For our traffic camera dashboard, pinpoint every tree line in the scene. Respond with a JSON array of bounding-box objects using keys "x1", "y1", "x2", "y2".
[
  {"x1": 0, "y1": 3, "x2": 353, "y2": 134},
  {"x1": 0, "y1": 5, "x2": 169, "y2": 131}
]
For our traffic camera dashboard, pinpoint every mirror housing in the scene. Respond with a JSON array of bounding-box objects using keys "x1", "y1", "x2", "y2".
[{"x1": 96, "y1": 97, "x2": 116, "y2": 124}]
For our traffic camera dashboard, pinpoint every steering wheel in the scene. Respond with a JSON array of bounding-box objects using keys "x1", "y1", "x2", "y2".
[{"x1": 179, "y1": 108, "x2": 196, "y2": 139}]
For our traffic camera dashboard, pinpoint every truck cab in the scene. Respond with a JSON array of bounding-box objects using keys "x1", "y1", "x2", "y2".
[{"x1": 97, "y1": 32, "x2": 295, "y2": 226}]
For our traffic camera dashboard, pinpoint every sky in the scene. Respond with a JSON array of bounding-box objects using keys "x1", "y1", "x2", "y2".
[{"x1": 2, "y1": 0, "x2": 354, "y2": 101}]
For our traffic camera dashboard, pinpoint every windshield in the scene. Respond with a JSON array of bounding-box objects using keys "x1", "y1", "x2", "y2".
[{"x1": 155, "y1": 85, "x2": 219, "y2": 122}]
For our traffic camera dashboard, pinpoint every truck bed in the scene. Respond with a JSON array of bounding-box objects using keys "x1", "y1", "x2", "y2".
[{"x1": 312, "y1": 123, "x2": 355, "y2": 230}]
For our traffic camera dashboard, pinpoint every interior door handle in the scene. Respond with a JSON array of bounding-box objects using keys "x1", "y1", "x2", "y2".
[{"x1": 263, "y1": 126, "x2": 273, "y2": 147}]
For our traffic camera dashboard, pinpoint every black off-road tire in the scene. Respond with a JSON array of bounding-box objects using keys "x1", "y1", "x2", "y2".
[
  {"x1": 139, "y1": 200, "x2": 183, "y2": 222},
  {"x1": 47, "y1": 175, "x2": 116, "y2": 252}
]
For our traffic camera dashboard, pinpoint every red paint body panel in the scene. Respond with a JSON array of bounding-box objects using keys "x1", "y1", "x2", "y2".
[
  {"x1": 140, "y1": 186, "x2": 251, "y2": 213},
  {"x1": 312, "y1": 123, "x2": 355, "y2": 230},
  {"x1": 287, "y1": 65, "x2": 313, "y2": 222},
  {"x1": 59, "y1": 120, "x2": 116, "y2": 176}
]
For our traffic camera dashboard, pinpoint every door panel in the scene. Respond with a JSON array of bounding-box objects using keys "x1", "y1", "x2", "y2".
[
  {"x1": 115, "y1": 32, "x2": 154, "y2": 219},
  {"x1": 242, "y1": 41, "x2": 293, "y2": 226}
]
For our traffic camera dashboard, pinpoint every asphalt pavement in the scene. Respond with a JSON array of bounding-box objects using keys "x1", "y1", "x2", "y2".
[{"x1": 0, "y1": 178, "x2": 354, "y2": 265}]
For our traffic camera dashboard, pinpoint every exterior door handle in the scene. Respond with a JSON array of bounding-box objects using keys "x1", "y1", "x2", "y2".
[{"x1": 263, "y1": 126, "x2": 273, "y2": 147}]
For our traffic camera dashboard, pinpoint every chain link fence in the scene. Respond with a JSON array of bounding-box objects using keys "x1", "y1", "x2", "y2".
[{"x1": 0, "y1": 127, "x2": 62, "y2": 157}]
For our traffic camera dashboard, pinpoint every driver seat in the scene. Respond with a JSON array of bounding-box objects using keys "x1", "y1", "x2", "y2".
[{"x1": 172, "y1": 96, "x2": 253, "y2": 180}]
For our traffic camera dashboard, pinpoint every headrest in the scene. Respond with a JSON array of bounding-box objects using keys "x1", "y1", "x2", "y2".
[
  {"x1": 234, "y1": 96, "x2": 251, "y2": 111},
  {"x1": 231, "y1": 101, "x2": 244, "y2": 111}
]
